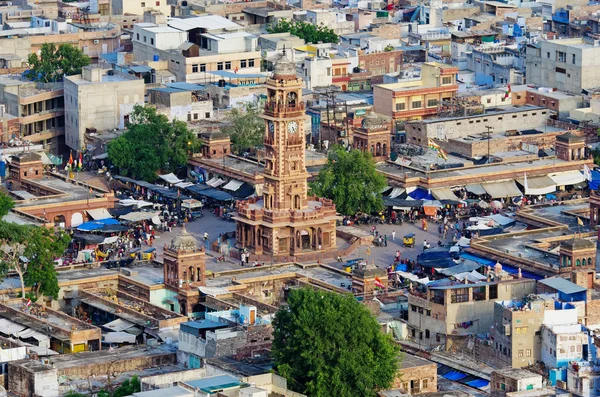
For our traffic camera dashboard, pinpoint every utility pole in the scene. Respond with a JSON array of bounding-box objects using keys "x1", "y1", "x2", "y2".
[{"x1": 485, "y1": 125, "x2": 493, "y2": 164}]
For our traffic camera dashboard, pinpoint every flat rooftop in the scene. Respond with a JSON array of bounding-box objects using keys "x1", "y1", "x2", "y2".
[
  {"x1": 81, "y1": 289, "x2": 183, "y2": 321},
  {"x1": 50, "y1": 345, "x2": 172, "y2": 370},
  {"x1": 1, "y1": 300, "x2": 97, "y2": 334},
  {"x1": 14, "y1": 176, "x2": 102, "y2": 207},
  {"x1": 400, "y1": 354, "x2": 435, "y2": 369},
  {"x1": 0, "y1": 76, "x2": 62, "y2": 96},
  {"x1": 66, "y1": 71, "x2": 141, "y2": 86},
  {"x1": 413, "y1": 105, "x2": 547, "y2": 124}
]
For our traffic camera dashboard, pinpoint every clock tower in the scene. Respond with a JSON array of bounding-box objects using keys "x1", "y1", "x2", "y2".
[{"x1": 235, "y1": 54, "x2": 338, "y2": 259}]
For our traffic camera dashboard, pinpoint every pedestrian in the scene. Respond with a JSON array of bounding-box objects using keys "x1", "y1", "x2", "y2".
[
  {"x1": 240, "y1": 252, "x2": 245, "y2": 266},
  {"x1": 392, "y1": 230, "x2": 396, "y2": 241},
  {"x1": 372, "y1": 225, "x2": 376, "y2": 235},
  {"x1": 384, "y1": 235, "x2": 388, "y2": 247}
]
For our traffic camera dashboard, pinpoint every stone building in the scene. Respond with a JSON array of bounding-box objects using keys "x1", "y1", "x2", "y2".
[
  {"x1": 558, "y1": 238, "x2": 596, "y2": 275},
  {"x1": 490, "y1": 369, "x2": 543, "y2": 397},
  {"x1": 163, "y1": 225, "x2": 206, "y2": 316},
  {"x1": 555, "y1": 132, "x2": 587, "y2": 162},
  {"x1": 392, "y1": 354, "x2": 437, "y2": 394},
  {"x1": 352, "y1": 112, "x2": 392, "y2": 162},
  {"x1": 235, "y1": 54, "x2": 337, "y2": 260}
]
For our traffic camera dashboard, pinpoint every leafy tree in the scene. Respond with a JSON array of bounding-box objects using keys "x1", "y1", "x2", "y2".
[
  {"x1": 27, "y1": 43, "x2": 91, "y2": 83},
  {"x1": 108, "y1": 105, "x2": 200, "y2": 182},
  {"x1": 0, "y1": 191, "x2": 14, "y2": 218},
  {"x1": 222, "y1": 104, "x2": 264, "y2": 154},
  {"x1": 64, "y1": 392, "x2": 86, "y2": 397},
  {"x1": 272, "y1": 288, "x2": 399, "y2": 397},
  {"x1": 267, "y1": 19, "x2": 338, "y2": 44},
  {"x1": 310, "y1": 145, "x2": 387, "y2": 216},
  {"x1": 593, "y1": 147, "x2": 600, "y2": 166},
  {"x1": 98, "y1": 375, "x2": 140, "y2": 397},
  {"x1": 0, "y1": 222, "x2": 69, "y2": 299}
]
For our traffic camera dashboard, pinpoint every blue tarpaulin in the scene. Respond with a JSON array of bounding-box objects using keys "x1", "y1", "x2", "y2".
[
  {"x1": 408, "y1": 188, "x2": 433, "y2": 200},
  {"x1": 77, "y1": 218, "x2": 120, "y2": 231},
  {"x1": 589, "y1": 170, "x2": 600, "y2": 190},
  {"x1": 0, "y1": 161, "x2": 5, "y2": 177},
  {"x1": 466, "y1": 379, "x2": 490, "y2": 388},
  {"x1": 441, "y1": 371, "x2": 467, "y2": 381}
]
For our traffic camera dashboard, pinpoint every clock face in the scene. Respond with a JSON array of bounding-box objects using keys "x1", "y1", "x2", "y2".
[
  {"x1": 268, "y1": 121, "x2": 275, "y2": 133},
  {"x1": 287, "y1": 121, "x2": 298, "y2": 134}
]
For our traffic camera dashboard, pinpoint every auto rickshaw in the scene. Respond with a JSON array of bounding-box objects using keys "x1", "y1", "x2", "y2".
[
  {"x1": 142, "y1": 248, "x2": 156, "y2": 260},
  {"x1": 127, "y1": 248, "x2": 140, "y2": 259},
  {"x1": 403, "y1": 233, "x2": 416, "y2": 248}
]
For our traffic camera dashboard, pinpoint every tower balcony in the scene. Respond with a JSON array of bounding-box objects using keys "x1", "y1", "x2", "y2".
[{"x1": 264, "y1": 101, "x2": 305, "y2": 118}]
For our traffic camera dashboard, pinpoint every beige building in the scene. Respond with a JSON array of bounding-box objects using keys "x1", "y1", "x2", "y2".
[
  {"x1": 111, "y1": 0, "x2": 171, "y2": 16},
  {"x1": 64, "y1": 66, "x2": 145, "y2": 151},
  {"x1": 407, "y1": 278, "x2": 536, "y2": 350},
  {"x1": 0, "y1": 77, "x2": 65, "y2": 153},
  {"x1": 132, "y1": 15, "x2": 261, "y2": 83}
]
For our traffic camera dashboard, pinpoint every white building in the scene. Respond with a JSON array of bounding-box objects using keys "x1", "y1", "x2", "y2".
[
  {"x1": 526, "y1": 37, "x2": 600, "y2": 95},
  {"x1": 541, "y1": 323, "x2": 588, "y2": 369},
  {"x1": 64, "y1": 66, "x2": 145, "y2": 150},
  {"x1": 112, "y1": 0, "x2": 171, "y2": 16}
]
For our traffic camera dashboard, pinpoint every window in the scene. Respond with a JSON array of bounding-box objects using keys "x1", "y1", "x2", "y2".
[
  {"x1": 241, "y1": 59, "x2": 247, "y2": 68},
  {"x1": 248, "y1": 59, "x2": 255, "y2": 67},
  {"x1": 489, "y1": 284, "x2": 498, "y2": 299},
  {"x1": 193, "y1": 113, "x2": 198, "y2": 120},
  {"x1": 412, "y1": 100, "x2": 422, "y2": 109},
  {"x1": 526, "y1": 349, "x2": 532, "y2": 357},
  {"x1": 426, "y1": 309, "x2": 431, "y2": 316},
  {"x1": 557, "y1": 51, "x2": 566, "y2": 62},
  {"x1": 411, "y1": 305, "x2": 417, "y2": 312},
  {"x1": 192, "y1": 64, "x2": 199, "y2": 73},
  {"x1": 205, "y1": 112, "x2": 210, "y2": 118},
  {"x1": 425, "y1": 330, "x2": 430, "y2": 338},
  {"x1": 450, "y1": 288, "x2": 469, "y2": 303},
  {"x1": 200, "y1": 64, "x2": 206, "y2": 72},
  {"x1": 486, "y1": 98, "x2": 491, "y2": 104},
  {"x1": 442, "y1": 76, "x2": 452, "y2": 85},
  {"x1": 436, "y1": 333, "x2": 440, "y2": 342},
  {"x1": 573, "y1": 54, "x2": 576, "y2": 64},
  {"x1": 136, "y1": 33, "x2": 140, "y2": 40},
  {"x1": 547, "y1": 52, "x2": 550, "y2": 58},
  {"x1": 217, "y1": 62, "x2": 224, "y2": 71},
  {"x1": 423, "y1": 379, "x2": 429, "y2": 389},
  {"x1": 427, "y1": 99, "x2": 438, "y2": 107},
  {"x1": 143, "y1": 36, "x2": 147, "y2": 43},
  {"x1": 141, "y1": 1, "x2": 145, "y2": 6},
  {"x1": 150, "y1": 38, "x2": 154, "y2": 45},
  {"x1": 225, "y1": 61, "x2": 231, "y2": 70},
  {"x1": 518, "y1": 350, "x2": 523, "y2": 357},
  {"x1": 187, "y1": 114, "x2": 191, "y2": 122},
  {"x1": 396, "y1": 103, "x2": 406, "y2": 111},
  {"x1": 556, "y1": 67, "x2": 566, "y2": 74},
  {"x1": 156, "y1": 0, "x2": 160, "y2": 5}
]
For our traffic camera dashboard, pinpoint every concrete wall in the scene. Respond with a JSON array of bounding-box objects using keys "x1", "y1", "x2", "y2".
[
  {"x1": 405, "y1": 107, "x2": 551, "y2": 143},
  {"x1": 8, "y1": 361, "x2": 58, "y2": 397},
  {"x1": 140, "y1": 368, "x2": 207, "y2": 390}
]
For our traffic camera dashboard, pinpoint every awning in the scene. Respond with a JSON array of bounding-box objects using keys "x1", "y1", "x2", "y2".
[
  {"x1": 119, "y1": 199, "x2": 154, "y2": 208},
  {"x1": 158, "y1": 173, "x2": 183, "y2": 185},
  {"x1": 92, "y1": 153, "x2": 109, "y2": 160},
  {"x1": 205, "y1": 177, "x2": 218, "y2": 186},
  {"x1": 431, "y1": 188, "x2": 459, "y2": 201},
  {"x1": 515, "y1": 175, "x2": 556, "y2": 195},
  {"x1": 87, "y1": 208, "x2": 113, "y2": 220},
  {"x1": 77, "y1": 222, "x2": 106, "y2": 232},
  {"x1": 222, "y1": 180, "x2": 243, "y2": 192},
  {"x1": 175, "y1": 182, "x2": 194, "y2": 188},
  {"x1": 103, "y1": 318, "x2": 136, "y2": 332},
  {"x1": 211, "y1": 178, "x2": 226, "y2": 188},
  {"x1": 27, "y1": 346, "x2": 59, "y2": 356},
  {"x1": 17, "y1": 329, "x2": 50, "y2": 342},
  {"x1": 120, "y1": 211, "x2": 160, "y2": 223},
  {"x1": 388, "y1": 187, "x2": 405, "y2": 199},
  {"x1": 103, "y1": 332, "x2": 136, "y2": 344},
  {"x1": 0, "y1": 318, "x2": 26, "y2": 336},
  {"x1": 465, "y1": 183, "x2": 486, "y2": 196},
  {"x1": 102, "y1": 236, "x2": 119, "y2": 245},
  {"x1": 423, "y1": 206, "x2": 438, "y2": 216},
  {"x1": 482, "y1": 180, "x2": 522, "y2": 198},
  {"x1": 549, "y1": 170, "x2": 585, "y2": 186},
  {"x1": 181, "y1": 199, "x2": 203, "y2": 209}
]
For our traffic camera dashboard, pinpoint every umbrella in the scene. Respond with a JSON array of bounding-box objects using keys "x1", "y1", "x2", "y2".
[
  {"x1": 546, "y1": 193, "x2": 557, "y2": 200},
  {"x1": 491, "y1": 200, "x2": 503, "y2": 210},
  {"x1": 477, "y1": 200, "x2": 489, "y2": 209}
]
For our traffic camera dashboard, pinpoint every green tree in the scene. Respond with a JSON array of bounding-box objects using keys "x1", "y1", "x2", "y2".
[
  {"x1": 222, "y1": 103, "x2": 264, "y2": 154},
  {"x1": 272, "y1": 288, "x2": 399, "y2": 397},
  {"x1": 0, "y1": 191, "x2": 14, "y2": 218},
  {"x1": 97, "y1": 375, "x2": 140, "y2": 397},
  {"x1": 267, "y1": 19, "x2": 338, "y2": 44},
  {"x1": 108, "y1": 105, "x2": 199, "y2": 182},
  {"x1": 27, "y1": 43, "x2": 91, "y2": 83},
  {"x1": 0, "y1": 222, "x2": 69, "y2": 299},
  {"x1": 593, "y1": 147, "x2": 600, "y2": 166},
  {"x1": 310, "y1": 145, "x2": 387, "y2": 215}
]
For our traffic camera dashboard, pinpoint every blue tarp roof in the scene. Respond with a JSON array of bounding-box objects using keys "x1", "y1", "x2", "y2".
[
  {"x1": 409, "y1": 188, "x2": 434, "y2": 200},
  {"x1": 589, "y1": 170, "x2": 600, "y2": 190},
  {"x1": 166, "y1": 82, "x2": 203, "y2": 91},
  {"x1": 130, "y1": 65, "x2": 152, "y2": 73},
  {"x1": 196, "y1": 188, "x2": 234, "y2": 202},
  {"x1": 77, "y1": 218, "x2": 120, "y2": 231}
]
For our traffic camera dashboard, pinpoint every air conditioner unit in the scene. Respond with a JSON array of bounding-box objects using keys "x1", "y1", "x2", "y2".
[{"x1": 93, "y1": 39, "x2": 99, "y2": 44}]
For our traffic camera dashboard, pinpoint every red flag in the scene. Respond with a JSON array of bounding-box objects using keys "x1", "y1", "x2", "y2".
[
  {"x1": 374, "y1": 277, "x2": 385, "y2": 289},
  {"x1": 68, "y1": 152, "x2": 73, "y2": 165},
  {"x1": 79, "y1": 152, "x2": 83, "y2": 167}
]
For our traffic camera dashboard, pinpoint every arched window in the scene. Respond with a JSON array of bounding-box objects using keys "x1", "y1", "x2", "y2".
[{"x1": 576, "y1": 259, "x2": 581, "y2": 266}]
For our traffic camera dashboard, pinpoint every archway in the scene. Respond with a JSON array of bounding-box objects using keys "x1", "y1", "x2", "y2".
[
  {"x1": 376, "y1": 143, "x2": 381, "y2": 157},
  {"x1": 54, "y1": 214, "x2": 66, "y2": 227},
  {"x1": 70, "y1": 213, "x2": 83, "y2": 227},
  {"x1": 383, "y1": 143, "x2": 388, "y2": 156},
  {"x1": 294, "y1": 195, "x2": 301, "y2": 209},
  {"x1": 296, "y1": 231, "x2": 301, "y2": 248},
  {"x1": 188, "y1": 266, "x2": 195, "y2": 282},
  {"x1": 341, "y1": 84, "x2": 347, "y2": 91},
  {"x1": 300, "y1": 230, "x2": 310, "y2": 249}
]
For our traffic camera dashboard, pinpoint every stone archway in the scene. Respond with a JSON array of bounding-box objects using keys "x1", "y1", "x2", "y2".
[
  {"x1": 54, "y1": 214, "x2": 66, "y2": 227},
  {"x1": 70, "y1": 212, "x2": 83, "y2": 227}
]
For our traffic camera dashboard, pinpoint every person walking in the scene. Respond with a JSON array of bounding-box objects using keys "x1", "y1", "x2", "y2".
[
  {"x1": 384, "y1": 235, "x2": 388, "y2": 247},
  {"x1": 392, "y1": 230, "x2": 396, "y2": 241}
]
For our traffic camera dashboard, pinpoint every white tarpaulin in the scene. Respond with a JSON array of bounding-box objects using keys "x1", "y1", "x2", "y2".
[
  {"x1": 431, "y1": 188, "x2": 459, "y2": 201},
  {"x1": 388, "y1": 187, "x2": 405, "y2": 199},
  {"x1": 199, "y1": 286, "x2": 231, "y2": 297},
  {"x1": 482, "y1": 180, "x2": 522, "y2": 198},
  {"x1": 103, "y1": 318, "x2": 136, "y2": 332},
  {"x1": 120, "y1": 211, "x2": 160, "y2": 223},
  {"x1": 205, "y1": 177, "x2": 218, "y2": 186},
  {"x1": 0, "y1": 318, "x2": 26, "y2": 336},
  {"x1": 211, "y1": 178, "x2": 226, "y2": 188},
  {"x1": 175, "y1": 182, "x2": 194, "y2": 188},
  {"x1": 465, "y1": 183, "x2": 486, "y2": 196},
  {"x1": 16, "y1": 329, "x2": 50, "y2": 342},
  {"x1": 222, "y1": 180, "x2": 243, "y2": 192},
  {"x1": 27, "y1": 346, "x2": 59, "y2": 356},
  {"x1": 158, "y1": 173, "x2": 183, "y2": 184},
  {"x1": 181, "y1": 199, "x2": 203, "y2": 209},
  {"x1": 87, "y1": 208, "x2": 113, "y2": 220},
  {"x1": 103, "y1": 332, "x2": 136, "y2": 344},
  {"x1": 102, "y1": 236, "x2": 119, "y2": 245},
  {"x1": 549, "y1": 170, "x2": 585, "y2": 186},
  {"x1": 119, "y1": 199, "x2": 154, "y2": 208},
  {"x1": 516, "y1": 175, "x2": 556, "y2": 195}
]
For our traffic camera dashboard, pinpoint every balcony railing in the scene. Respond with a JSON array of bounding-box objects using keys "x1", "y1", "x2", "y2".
[{"x1": 264, "y1": 101, "x2": 305, "y2": 116}]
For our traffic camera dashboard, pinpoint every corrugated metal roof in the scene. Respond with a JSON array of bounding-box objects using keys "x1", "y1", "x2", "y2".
[{"x1": 538, "y1": 278, "x2": 587, "y2": 294}]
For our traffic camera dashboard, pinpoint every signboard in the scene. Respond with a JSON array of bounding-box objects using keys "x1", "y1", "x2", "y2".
[{"x1": 355, "y1": 109, "x2": 366, "y2": 116}]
